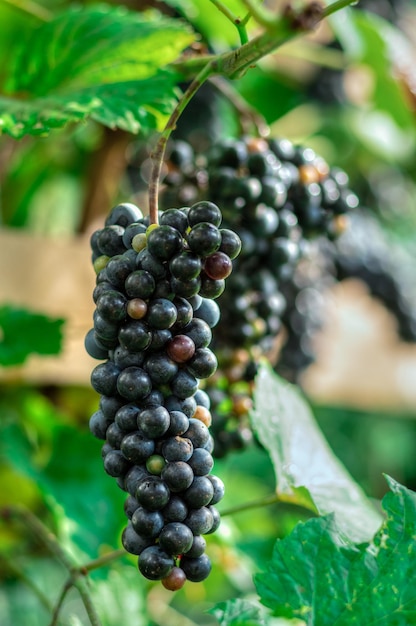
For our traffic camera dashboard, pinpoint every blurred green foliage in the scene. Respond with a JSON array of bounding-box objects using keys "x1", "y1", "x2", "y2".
[{"x1": 0, "y1": 0, "x2": 416, "y2": 624}]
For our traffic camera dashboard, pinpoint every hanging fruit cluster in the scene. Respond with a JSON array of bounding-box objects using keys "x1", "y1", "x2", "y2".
[{"x1": 85, "y1": 200, "x2": 240, "y2": 588}]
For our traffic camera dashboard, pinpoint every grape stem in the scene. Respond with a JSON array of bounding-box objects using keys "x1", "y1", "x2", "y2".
[
  {"x1": 209, "y1": 75, "x2": 270, "y2": 137},
  {"x1": 0, "y1": 506, "x2": 122, "y2": 626},
  {"x1": 148, "y1": 60, "x2": 216, "y2": 223}
]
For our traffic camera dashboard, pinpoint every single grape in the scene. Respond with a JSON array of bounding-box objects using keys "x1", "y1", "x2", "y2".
[
  {"x1": 138, "y1": 545, "x2": 174, "y2": 580},
  {"x1": 162, "y1": 566, "x2": 187, "y2": 591}
]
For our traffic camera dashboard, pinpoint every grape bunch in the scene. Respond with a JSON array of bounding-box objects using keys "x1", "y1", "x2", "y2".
[
  {"x1": 85, "y1": 200, "x2": 241, "y2": 589},
  {"x1": 160, "y1": 136, "x2": 357, "y2": 353}
]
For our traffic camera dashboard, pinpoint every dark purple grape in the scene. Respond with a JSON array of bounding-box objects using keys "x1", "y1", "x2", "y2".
[
  {"x1": 183, "y1": 476, "x2": 214, "y2": 508},
  {"x1": 125, "y1": 270, "x2": 156, "y2": 299},
  {"x1": 91, "y1": 361, "x2": 120, "y2": 396},
  {"x1": 118, "y1": 320, "x2": 152, "y2": 352},
  {"x1": 122, "y1": 523, "x2": 153, "y2": 555},
  {"x1": 116, "y1": 367, "x2": 152, "y2": 401},
  {"x1": 187, "y1": 222, "x2": 221, "y2": 256},
  {"x1": 169, "y1": 251, "x2": 202, "y2": 280},
  {"x1": 187, "y1": 448, "x2": 214, "y2": 476},
  {"x1": 138, "y1": 545, "x2": 174, "y2": 580},
  {"x1": 146, "y1": 298, "x2": 177, "y2": 330},
  {"x1": 162, "y1": 496, "x2": 189, "y2": 522},
  {"x1": 131, "y1": 506, "x2": 164, "y2": 538},
  {"x1": 188, "y1": 201, "x2": 222, "y2": 227},
  {"x1": 96, "y1": 290, "x2": 127, "y2": 322},
  {"x1": 180, "y1": 554, "x2": 212, "y2": 582},
  {"x1": 161, "y1": 461, "x2": 194, "y2": 492},
  {"x1": 105, "y1": 203, "x2": 143, "y2": 228},
  {"x1": 138, "y1": 406, "x2": 170, "y2": 439},
  {"x1": 121, "y1": 431, "x2": 155, "y2": 463},
  {"x1": 147, "y1": 225, "x2": 182, "y2": 261},
  {"x1": 158, "y1": 522, "x2": 194, "y2": 556},
  {"x1": 162, "y1": 437, "x2": 193, "y2": 462},
  {"x1": 187, "y1": 347, "x2": 217, "y2": 379},
  {"x1": 136, "y1": 476, "x2": 170, "y2": 511},
  {"x1": 89, "y1": 410, "x2": 112, "y2": 440},
  {"x1": 185, "y1": 534, "x2": 206, "y2": 558},
  {"x1": 103, "y1": 450, "x2": 131, "y2": 477}
]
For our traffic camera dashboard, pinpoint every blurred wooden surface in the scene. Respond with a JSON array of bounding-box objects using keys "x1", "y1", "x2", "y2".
[
  {"x1": 0, "y1": 228, "x2": 96, "y2": 386},
  {"x1": 1, "y1": 229, "x2": 416, "y2": 413}
]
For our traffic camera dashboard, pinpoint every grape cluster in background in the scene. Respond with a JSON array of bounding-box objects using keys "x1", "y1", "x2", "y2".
[
  {"x1": 85, "y1": 200, "x2": 241, "y2": 588},
  {"x1": 150, "y1": 134, "x2": 358, "y2": 456}
]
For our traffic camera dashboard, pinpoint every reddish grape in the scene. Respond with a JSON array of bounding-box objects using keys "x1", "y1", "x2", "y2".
[
  {"x1": 162, "y1": 566, "x2": 187, "y2": 591},
  {"x1": 204, "y1": 252, "x2": 232, "y2": 280},
  {"x1": 167, "y1": 335, "x2": 196, "y2": 363}
]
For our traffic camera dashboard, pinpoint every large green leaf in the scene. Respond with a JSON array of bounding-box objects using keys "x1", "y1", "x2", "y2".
[
  {"x1": 7, "y1": 5, "x2": 193, "y2": 95},
  {"x1": 1, "y1": 5, "x2": 194, "y2": 137},
  {"x1": 255, "y1": 477, "x2": 416, "y2": 625},
  {"x1": 0, "y1": 304, "x2": 64, "y2": 366},
  {"x1": 251, "y1": 363, "x2": 382, "y2": 543}
]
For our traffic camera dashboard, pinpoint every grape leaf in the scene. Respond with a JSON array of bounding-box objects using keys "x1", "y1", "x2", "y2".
[
  {"x1": 210, "y1": 599, "x2": 268, "y2": 626},
  {"x1": 0, "y1": 304, "x2": 64, "y2": 366},
  {"x1": 1, "y1": 5, "x2": 194, "y2": 137},
  {"x1": 0, "y1": 76, "x2": 178, "y2": 138},
  {"x1": 7, "y1": 5, "x2": 193, "y2": 95},
  {"x1": 92, "y1": 564, "x2": 148, "y2": 626},
  {"x1": 255, "y1": 477, "x2": 416, "y2": 625},
  {"x1": 251, "y1": 363, "x2": 382, "y2": 543}
]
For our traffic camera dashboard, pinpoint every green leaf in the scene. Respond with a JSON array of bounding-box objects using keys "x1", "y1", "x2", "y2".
[
  {"x1": 92, "y1": 564, "x2": 149, "y2": 626},
  {"x1": 0, "y1": 305, "x2": 64, "y2": 366},
  {"x1": 330, "y1": 10, "x2": 415, "y2": 133},
  {"x1": 251, "y1": 363, "x2": 382, "y2": 543},
  {"x1": 255, "y1": 477, "x2": 416, "y2": 625},
  {"x1": 39, "y1": 425, "x2": 126, "y2": 558},
  {"x1": 0, "y1": 74, "x2": 178, "y2": 137},
  {"x1": 8, "y1": 5, "x2": 193, "y2": 95},
  {"x1": 1, "y1": 5, "x2": 194, "y2": 137},
  {"x1": 210, "y1": 598, "x2": 268, "y2": 626}
]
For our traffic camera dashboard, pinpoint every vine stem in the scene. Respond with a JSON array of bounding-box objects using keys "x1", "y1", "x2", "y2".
[
  {"x1": 0, "y1": 554, "x2": 54, "y2": 613},
  {"x1": 2, "y1": 0, "x2": 51, "y2": 20},
  {"x1": 49, "y1": 579, "x2": 73, "y2": 626},
  {"x1": 220, "y1": 493, "x2": 317, "y2": 518},
  {"x1": 172, "y1": 6, "x2": 322, "y2": 82},
  {"x1": 209, "y1": 75, "x2": 270, "y2": 137},
  {"x1": 148, "y1": 60, "x2": 216, "y2": 223}
]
